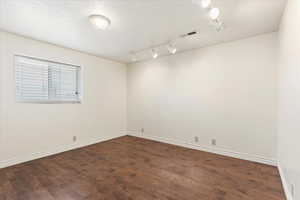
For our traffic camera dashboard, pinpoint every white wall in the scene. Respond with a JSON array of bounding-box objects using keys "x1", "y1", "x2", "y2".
[
  {"x1": 0, "y1": 31, "x2": 127, "y2": 168},
  {"x1": 127, "y1": 33, "x2": 278, "y2": 165},
  {"x1": 278, "y1": 0, "x2": 300, "y2": 199}
]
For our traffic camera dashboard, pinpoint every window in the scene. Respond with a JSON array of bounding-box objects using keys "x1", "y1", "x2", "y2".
[{"x1": 15, "y1": 55, "x2": 81, "y2": 103}]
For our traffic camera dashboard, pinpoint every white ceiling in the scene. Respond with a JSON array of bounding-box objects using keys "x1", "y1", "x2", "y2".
[{"x1": 0, "y1": 0, "x2": 286, "y2": 63}]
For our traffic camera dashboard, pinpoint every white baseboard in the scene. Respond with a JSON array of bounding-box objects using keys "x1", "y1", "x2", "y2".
[
  {"x1": 128, "y1": 131, "x2": 277, "y2": 166},
  {"x1": 278, "y1": 163, "x2": 294, "y2": 200},
  {"x1": 0, "y1": 132, "x2": 126, "y2": 169}
]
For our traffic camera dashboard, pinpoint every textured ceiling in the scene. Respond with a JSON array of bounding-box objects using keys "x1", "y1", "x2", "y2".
[{"x1": 0, "y1": 0, "x2": 286, "y2": 63}]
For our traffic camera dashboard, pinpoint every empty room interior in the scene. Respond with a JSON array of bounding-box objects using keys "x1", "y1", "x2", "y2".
[{"x1": 0, "y1": 0, "x2": 299, "y2": 199}]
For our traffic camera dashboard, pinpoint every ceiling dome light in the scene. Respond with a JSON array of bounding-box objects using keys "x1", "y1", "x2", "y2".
[
  {"x1": 201, "y1": 0, "x2": 211, "y2": 8},
  {"x1": 167, "y1": 44, "x2": 177, "y2": 54},
  {"x1": 151, "y1": 49, "x2": 158, "y2": 59},
  {"x1": 89, "y1": 14, "x2": 111, "y2": 30},
  {"x1": 209, "y1": 8, "x2": 220, "y2": 20}
]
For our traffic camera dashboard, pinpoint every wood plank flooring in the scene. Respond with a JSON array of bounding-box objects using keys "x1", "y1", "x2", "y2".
[{"x1": 0, "y1": 136, "x2": 285, "y2": 200}]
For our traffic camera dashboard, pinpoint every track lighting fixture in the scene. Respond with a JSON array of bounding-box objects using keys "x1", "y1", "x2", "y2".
[
  {"x1": 128, "y1": 0, "x2": 225, "y2": 62},
  {"x1": 201, "y1": 0, "x2": 211, "y2": 8},
  {"x1": 209, "y1": 7, "x2": 220, "y2": 20},
  {"x1": 167, "y1": 44, "x2": 177, "y2": 54},
  {"x1": 151, "y1": 49, "x2": 158, "y2": 59},
  {"x1": 198, "y1": 0, "x2": 224, "y2": 32},
  {"x1": 193, "y1": 0, "x2": 211, "y2": 8},
  {"x1": 212, "y1": 19, "x2": 224, "y2": 32}
]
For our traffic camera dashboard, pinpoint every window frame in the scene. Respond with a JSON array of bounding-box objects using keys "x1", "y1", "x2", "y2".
[{"x1": 14, "y1": 55, "x2": 82, "y2": 104}]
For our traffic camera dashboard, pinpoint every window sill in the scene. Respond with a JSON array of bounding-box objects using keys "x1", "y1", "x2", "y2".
[{"x1": 16, "y1": 100, "x2": 82, "y2": 104}]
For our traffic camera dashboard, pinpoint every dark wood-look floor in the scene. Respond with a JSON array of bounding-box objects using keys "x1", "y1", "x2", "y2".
[{"x1": 0, "y1": 136, "x2": 285, "y2": 200}]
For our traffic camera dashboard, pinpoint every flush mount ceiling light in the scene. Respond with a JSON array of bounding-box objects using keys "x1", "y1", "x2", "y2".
[
  {"x1": 209, "y1": 8, "x2": 220, "y2": 20},
  {"x1": 89, "y1": 14, "x2": 111, "y2": 30},
  {"x1": 151, "y1": 49, "x2": 158, "y2": 59},
  {"x1": 201, "y1": 0, "x2": 211, "y2": 8},
  {"x1": 167, "y1": 44, "x2": 177, "y2": 54}
]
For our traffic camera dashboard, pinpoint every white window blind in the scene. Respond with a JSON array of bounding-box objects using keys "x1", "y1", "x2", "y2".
[{"x1": 15, "y1": 56, "x2": 81, "y2": 103}]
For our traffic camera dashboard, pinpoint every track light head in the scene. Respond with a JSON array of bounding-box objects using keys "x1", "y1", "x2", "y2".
[
  {"x1": 201, "y1": 0, "x2": 211, "y2": 8},
  {"x1": 151, "y1": 49, "x2": 158, "y2": 59},
  {"x1": 209, "y1": 7, "x2": 220, "y2": 20},
  {"x1": 193, "y1": 0, "x2": 211, "y2": 9},
  {"x1": 167, "y1": 44, "x2": 177, "y2": 54},
  {"x1": 211, "y1": 19, "x2": 224, "y2": 32}
]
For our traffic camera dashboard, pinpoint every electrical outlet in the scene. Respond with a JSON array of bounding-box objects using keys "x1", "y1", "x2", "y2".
[
  {"x1": 194, "y1": 136, "x2": 199, "y2": 143},
  {"x1": 141, "y1": 128, "x2": 144, "y2": 133},
  {"x1": 291, "y1": 183, "x2": 295, "y2": 198},
  {"x1": 73, "y1": 136, "x2": 77, "y2": 142},
  {"x1": 211, "y1": 139, "x2": 216, "y2": 146}
]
